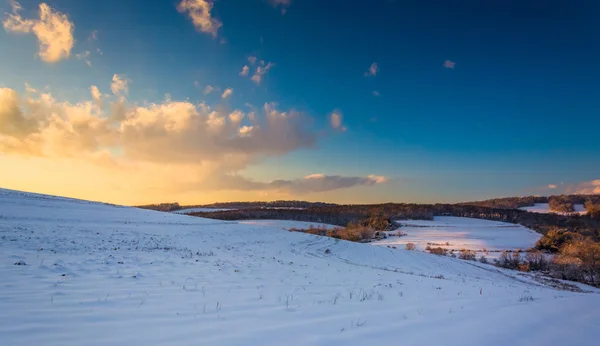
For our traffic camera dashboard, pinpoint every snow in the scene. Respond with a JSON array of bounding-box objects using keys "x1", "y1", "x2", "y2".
[
  {"x1": 1, "y1": 188, "x2": 599, "y2": 345},
  {"x1": 374, "y1": 217, "x2": 542, "y2": 257},
  {"x1": 520, "y1": 203, "x2": 587, "y2": 215},
  {"x1": 171, "y1": 207, "x2": 232, "y2": 214},
  {"x1": 238, "y1": 219, "x2": 336, "y2": 230}
]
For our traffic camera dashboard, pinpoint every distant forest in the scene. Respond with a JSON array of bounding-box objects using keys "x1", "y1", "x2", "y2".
[
  {"x1": 138, "y1": 194, "x2": 600, "y2": 286},
  {"x1": 464, "y1": 194, "x2": 600, "y2": 213},
  {"x1": 138, "y1": 194, "x2": 600, "y2": 244},
  {"x1": 137, "y1": 200, "x2": 336, "y2": 212}
]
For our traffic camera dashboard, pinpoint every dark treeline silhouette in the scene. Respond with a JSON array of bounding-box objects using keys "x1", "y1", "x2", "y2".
[
  {"x1": 201, "y1": 200, "x2": 337, "y2": 209},
  {"x1": 465, "y1": 194, "x2": 600, "y2": 212},
  {"x1": 137, "y1": 200, "x2": 336, "y2": 212},
  {"x1": 190, "y1": 202, "x2": 600, "y2": 241},
  {"x1": 137, "y1": 202, "x2": 181, "y2": 212}
]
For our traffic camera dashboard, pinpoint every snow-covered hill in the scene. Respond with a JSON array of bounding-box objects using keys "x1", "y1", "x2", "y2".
[{"x1": 1, "y1": 188, "x2": 599, "y2": 345}]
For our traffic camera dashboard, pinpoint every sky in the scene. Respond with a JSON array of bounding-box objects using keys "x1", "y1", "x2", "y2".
[{"x1": 1, "y1": 0, "x2": 599, "y2": 205}]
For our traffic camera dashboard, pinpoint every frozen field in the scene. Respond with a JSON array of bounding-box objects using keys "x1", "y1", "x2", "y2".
[
  {"x1": 1, "y1": 188, "x2": 599, "y2": 346},
  {"x1": 375, "y1": 217, "x2": 542, "y2": 256},
  {"x1": 520, "y1": 203, "x2": 587, "y2": 215}
]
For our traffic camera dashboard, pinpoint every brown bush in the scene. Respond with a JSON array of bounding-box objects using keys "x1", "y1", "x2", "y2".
[
  {"x1": 553, "y1": 238, "x2": 600, "y2": 285},
  {"x1": 356, "y1": 226, "x2": 376, "y2": 241},
  {"x1": 458, "y1": 249, "x2": 476, "y2": 261},
  {"x1": 428, "y1": 247, "x2": 447, "y2": 256},
  {"x1": 405, "y1": 243, "x2": 416, "y2": 251},
  {"x1": 518, "y1": 263, "x2": 531, "y2": 272},
  {"x1": 525, "y1": 250, "x2": 548, "y2": 271}
]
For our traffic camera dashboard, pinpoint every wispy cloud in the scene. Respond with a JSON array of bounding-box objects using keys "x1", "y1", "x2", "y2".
[
  {"x1": 571, "y1": 179, "x2": 600, "y2": 194},
  {"x1": 372, "y1": 91, "x2": 380, "y2": 97},
  {"x1": 3, "y1": 2, "x2": 75, "y2": 63},
  {"x1": 268, "y1": 0, "x2": 292, "y2": 14},
  {"x1": 329, "y1": 110, "x2": 346, "y2": 132},
  {"x1": 110, "y1": 74, "x2": 129, "y2": 95},
  {"x1": 248, "y1": 56, "x2": 257, "y2": 65},
  {"x1": 211, "y1": 173, "x2": 387, "y2": 194},
  {"x1": 89, "y1": 30, "x2": 98, "y2": 41},
  {"x1": 547, "y1": 184, "x2": 558, "y2": 189},
  {"x1": 90, "y1": 85, "x2": 103, "y2": 106},
  {"x1": 443, "y1": 60, "x2": 456, "y2": 69},
  {"x1": 177, "y1": 0, "x2": 221, "y2": 38},
  {"x1": 251, "y1": 62, "x2": 275, "y2": 85},
  {"x1": 203, "y1": 85, "x2": 215, "y2": 95},
  {"x1": 76, "y1": 50, "x2": 92, "y2": 66},
  {"x1": 221, "y1": 88, "x2": 233, "y2": 99},
  {"x1": 364, "y1": 62, "x2": 379, "y2": 77},
  {"x1": 239, "y1": 65, "x2": 249, "y2": 77}
]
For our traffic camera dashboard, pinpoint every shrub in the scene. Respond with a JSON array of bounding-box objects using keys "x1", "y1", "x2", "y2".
[
  {"x1": 496, "y1": 250, "x2": 519, "y2": 269},
  {"x1": 536, "y1": 228, "x2": 576, "y2": 253},
  {"x1": 357, "y1": 226, "x2": 376, "y2": 241},
  {"x1": 525, "y1": 250, "x2": 548, "y2": 271},
  {"x1": 554, "y1": 238, "x2": 600, "y2": 285},
  {"x1": 458, "y1": 249, "x2": 476, "y2": 261},
  {"x1": 405, "y1": 243, "x2": 416, "y2": 251},
  {"x1": 428, "y1": 247, "x2": 447, "y2": 256},
  {"x1": 479, "y1": 256, "x2": 488, "y2": 264}
]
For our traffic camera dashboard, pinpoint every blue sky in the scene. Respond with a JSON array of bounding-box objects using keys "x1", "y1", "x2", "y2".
[{"x1": 1, "y1": 0, "x2": 599, "y2": 204}]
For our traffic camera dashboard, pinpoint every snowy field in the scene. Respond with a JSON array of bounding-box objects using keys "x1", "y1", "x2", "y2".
[
  {"x1": 171, "y1": 207, "x2": 232, "y2": 214},
  {"x1": 1, "y1": 188, "x2": 600, "y2": 345},
  {"x1": 238, "y1": 219, "x2": 336, "y2": 230},
  {"x1": 375, "y1": 217, "x2": 542, "y2": 257},
  {"x1": 520, "y1": 203, "x2": 587, "y2": 215}
]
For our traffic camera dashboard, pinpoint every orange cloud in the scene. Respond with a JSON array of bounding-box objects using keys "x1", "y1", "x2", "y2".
[
  {"x1": 177, "y1": 0, "x2": 221, "y2": 38},
  {"x1": 0, "y1": 82, "x2": 387, "y2": 203},
  {"x1": 3, "y1": 2, "x2": 75, "y2": 63}
]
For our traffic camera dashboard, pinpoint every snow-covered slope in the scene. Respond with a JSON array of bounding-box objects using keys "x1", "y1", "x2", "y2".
[
  {"x1": 520, "y1": 203, "x2": 587, "y2": 215},
  {"x1": 375, "y1": 217, "x2": 541, "y2": 256},
  {"x1": 1, "y1": 188, "x2": 599, "y2": 345}
]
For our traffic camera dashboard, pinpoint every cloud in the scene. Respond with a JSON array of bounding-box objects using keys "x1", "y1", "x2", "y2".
[
  {"x1": 3, "y1": 2, "x2": 75, "y2": 63},
  {"x1": 221, "y1": 88, "x2": 233, "y2": 99},
  {"x1": 203, "y1": 85, "x2": 215, "y2": 95},
  {"x1": 214, "y1": 173, "x2": 388, "y2": 194},
  {"x1": 268, "y1": 0, "x2": 292, "y2": 14},
  {"x1": 0, "y1": 86, "x2": 317, "y2": 164},
  {"x1": 110, "y1": 74, "x2": 129, "y2": 95},
  {"x1": 364, "y1": 62, "x2": 378, "y2": 77},
  {"x1": 251, "y1": 62, "x2": 274, "y2": 85},
  {"x1": 89, "y1": 30, "x2": 98, "y2": 41},
  {"x1": 443, "y1": 60, "x2": 456, "y2": 69},
  {"x1": 90, "y1": 85, "x2": 103, "y2": 106},
  {"x1": 248, "y1": 56, "x2": 257, "y2": 65},
  {"x1": 329, "y1": 110, "x2": 346, "y2": 132},
  {"x1": 239, "y1": 65, "x2": 249, "y2": 77},
  {"x1": 372, "y1": 90, "x2": 380, "y2": 97},
  {"x1": 547, "y1": 184, "x2": 557, "y2": 189},
  {"x1": 177, "y1": 0, "x2": 221, "y2": 38},
  {"x1": 0, "y1": 85, "x2": 387, "y2": 202},
  {"x1": 76, "y1": 50, "x2": 92, "y2": 66},
  {"x1": 572, "y1": 180, "x2": 600, "y2": 195}
]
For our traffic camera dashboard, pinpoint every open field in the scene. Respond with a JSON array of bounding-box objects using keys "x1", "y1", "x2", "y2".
[{"x1": 1, "y1": 189, "x2": 599, "y2": 346}]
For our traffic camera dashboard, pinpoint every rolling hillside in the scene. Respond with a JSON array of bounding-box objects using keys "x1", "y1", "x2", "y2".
[{"x1": 1, "y1": 188, "x2": 599, "y2": 345}]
